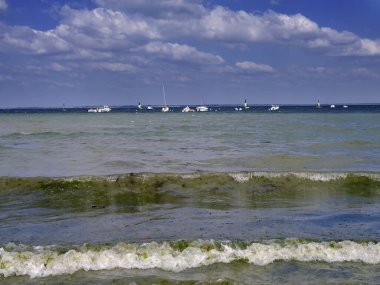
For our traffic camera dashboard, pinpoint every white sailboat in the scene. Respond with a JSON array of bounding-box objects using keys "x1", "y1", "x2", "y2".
[
  {"x1": 269, "y1": 105, "x2": 280, "y2": 111},
  {"x1": 88, "y1": 105, "x2": 111, "y2": 113},
  {"x1": 162, "y1": 85, "x2": 169, "y2": 112},
  {"x1": 182, "y1": 106, "x2": 195, "y2": 112},
  {"x1": 196, "y1": 98, "x2": 208, "y2": 112}
]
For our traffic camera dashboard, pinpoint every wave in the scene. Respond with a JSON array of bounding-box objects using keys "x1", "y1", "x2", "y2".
[
  {"x1": 1, "y1": 239, "x2": 379, "y2": 278},
  {"x1": 1, "y1": 172, "x2": 379, "y2": 198}
]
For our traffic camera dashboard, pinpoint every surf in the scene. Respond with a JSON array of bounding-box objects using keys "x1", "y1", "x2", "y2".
[{"x1": 1, "y1": 239, "x2": 379, "y2": 278}]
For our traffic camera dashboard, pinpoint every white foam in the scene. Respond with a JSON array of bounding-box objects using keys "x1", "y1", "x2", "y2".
[
  {"x1": 1, "y1": 240, "x2": 379, "y2": 278},
  {"x1": 229, "y1": 172, "x2": 380, "y2": 182}
]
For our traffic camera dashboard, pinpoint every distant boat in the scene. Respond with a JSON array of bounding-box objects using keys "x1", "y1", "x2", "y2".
[
  {"x1": 343, "y1": 105, "x2": 348, "y2": 108},
  {"x1": 146, "y1": 106, "x2": 154, "y2": 110},
  {"x1": 137, "y1": 102, "x2": 142, "y2": 110},
  {"x1": 182, "y1": 106, "x2": 195, "y2": 113},
  {"x1": 244, "y1": 99, "x2": 249, "y2": 109},
  {"x1": 330, "y1": 105, "x2": 335, "y2": 108},
  {"x1": 162, "y1": 85, "x2": 169, "y2": 112},
  {"x1": 269, "y1": 105, "x2": 280, "y2": 111},
  {"x1": 317, "y1": 100, "x2": 321, "y2": 108},
  {"x1": 196, "y1": 98, "x2": 209, "y2": 112},
  {"x1": 196, "y1": 105, "x2": 209, "y2": 112},
  {"x1": 235, "y1": 107, "x2": 243, "y2": 111},
  {"x1": 88, "y1": 105, "x2": 111, "y2": 113}
]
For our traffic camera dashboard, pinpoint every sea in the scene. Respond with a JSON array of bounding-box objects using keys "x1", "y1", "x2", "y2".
[{"x1": 0, "y1": 104, "x2": 380, "y2": 284}]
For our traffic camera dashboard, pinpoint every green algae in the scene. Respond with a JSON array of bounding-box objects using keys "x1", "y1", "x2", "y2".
[{"x1": 0, "y1": 173, "x2": 379, "y2": 213}]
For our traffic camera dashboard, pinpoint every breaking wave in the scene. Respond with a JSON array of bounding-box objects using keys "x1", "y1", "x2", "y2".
[{"x1": 1, "y1": 239, "x2": 379, "y2": 278}]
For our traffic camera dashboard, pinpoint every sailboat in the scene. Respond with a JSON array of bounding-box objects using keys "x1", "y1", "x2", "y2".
[
  {"x1": 317, "y1": 100, "x2": 321, "y2": 108},
  {"x1": 196, "y1": 97, "x2": 208, "y2": 112},
  {"x1": 269, "y1": 105, "x2": 280, "y2": 111},
  {"x1": 162, "y1": 85, "x2": 169, "y2": 112},
  {"x1": 137, "y1": 102, "x2": 142, "y2": 110}
]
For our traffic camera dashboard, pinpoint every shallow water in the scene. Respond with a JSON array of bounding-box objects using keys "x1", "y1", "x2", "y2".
[
  {"x1": 1, "y1": 174, "x2": 380, "y2": 283},
  {"x1": 0, "y1": 110, "x2": 379, "y2": 176},
  {"x1": 1, "y1": 108, "x2": 380, "y2": 284}
]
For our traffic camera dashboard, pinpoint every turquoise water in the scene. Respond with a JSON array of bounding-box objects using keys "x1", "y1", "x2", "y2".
[{"x1": 1, "y1": 109, "x2": 380, "y2": 284}]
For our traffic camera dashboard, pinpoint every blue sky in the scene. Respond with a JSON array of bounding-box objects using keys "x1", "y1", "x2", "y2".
[{"x1": 1, "y1": 0, "x2": 380, "y2": 107}]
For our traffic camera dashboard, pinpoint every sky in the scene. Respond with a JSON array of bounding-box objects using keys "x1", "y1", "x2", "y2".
[{"x1": 1, "y1": 0, "x2": 380, "y2": 107}]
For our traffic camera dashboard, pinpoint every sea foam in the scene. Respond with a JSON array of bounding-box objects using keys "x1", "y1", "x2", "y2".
[{"x1": 1, "y1": 239, "x2": 379, "y2": 278}]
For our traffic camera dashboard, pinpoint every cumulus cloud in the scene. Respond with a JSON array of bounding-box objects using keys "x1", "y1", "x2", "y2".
[
  {"x1": 236, "y1": 61, "x2": 274, "y2": 73},
  {"x1": 57, "y1": 6, "x2": 162, "y2": 49},
  {"x1": 141, "y1": 41, "x2": 223, "y2": 64},
  {"x1": 1, "y1": 2, "x2": 380, "y2": 60},
  {"x1": 0, "y1": 0, "x2": 7, "y2": 12},
  {"x1": 0, "y1": 24, "x2": 70, "y2": 54},
  {"x1": 198, "y1": 8, "x2": 319, "y2": 42},
  {"x1": 196, "y1": 7, "x2": 380, "y2": 56}
]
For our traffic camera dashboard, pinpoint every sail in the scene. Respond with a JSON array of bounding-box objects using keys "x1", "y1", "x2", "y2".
[{"x1": 162, "y1": 85, "x2": 169, "y2": 112}]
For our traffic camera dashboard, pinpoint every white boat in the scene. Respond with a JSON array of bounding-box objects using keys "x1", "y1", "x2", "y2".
[
  {"x1": 269, "y1": 105, "x2": 279, "y2": 111},
  {"x1": 235, "y1": 107, "x2": 243, "y2": 111},
  {"x1": 147, "y1": 106, "x2": 154, "y2": 110},
  {"x1": 182, "y1": 106, "x2": 195, "y2": 112},
  {"x1": 88, "y1": 105, "x2": 111, "y2": 113},
  {"x1": 343, "y1": 105, "x2": 348, "y2": 108},
  {"x1": 330, "y1": 105, "x2": 335, "y2": 108},
  {"x1": 161, "y1": 85, "x2": 170, "y2": 112},
  {"x1": 196, "y1": 105, "x2": 208, "y2": 112}
]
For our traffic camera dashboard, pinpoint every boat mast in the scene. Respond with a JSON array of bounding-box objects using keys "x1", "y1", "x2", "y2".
[{"x1": 162, "y1": 85, "x2": 167, "y2": 107}]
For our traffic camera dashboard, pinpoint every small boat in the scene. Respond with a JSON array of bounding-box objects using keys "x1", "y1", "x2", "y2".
[
  {"x1": 88, "y1": 105, "x2": 111, "y2": 113},
  {"x1": 235, "y1": 107, "x2": 243, "y2": 111},
  {"x1": 162, "y1": 85, "x2": 170, "y2": 112},
  {"x1": 343, "y1": 105, "x2": 348, "y2": 108},
  {"x1": 330, "y1": 105, "x2": 335, "y2": 108},
  {"x1": 196, "y1": 105, "x2": 209, "y2": 112},
  {"x1": 269, "y1": 105, "x2": 279, "y2": 111},
  {"x1": 137, "y1": 102, "x2": 142, "y2": 110},
  {"x1": 146, "y1": 106, "x2": 154, "y2": 110},
  {"x1": 196, "y1": 97, "x2": 209, "y2": 112},
  {"x1": 244, "y1": 99, "x2": 250, "y2": 109},
  {"x1": 182, "y1": 106, "x2": 195, "y2": 112},
  {"x1": 317, "y1": 100, "x2": 321, "y2": 108}
]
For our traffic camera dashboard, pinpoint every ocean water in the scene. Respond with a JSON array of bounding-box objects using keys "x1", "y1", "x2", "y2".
[{"x1": 0, "y1": 105, "x2": 380, "y2": 284}]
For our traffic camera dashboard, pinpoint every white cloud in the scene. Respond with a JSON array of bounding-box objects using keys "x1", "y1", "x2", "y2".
[
  {"x1": 1, "y1": 3, "x2": 380, "y2": 60},
  {"x1": 142, "y1": 41, "x2": 223, "y2": 64},
  {"x1": 49, "y1": 63, "x2": 69, "y2": 72},
  {"x1": 0, "y1": 24, "x2": 70, "y2": 54},
  {"x1": 57, "y1": 6, "x2": 162, "y2": 49},
  {"x1": 349, "y1": 39, "x2": 380, "y2": 56},
  {"x1": 198, "y1": 7, "x2": 319, "y2": 42},
  {"x1": 196, "y1": 7, "x2": 380, "y2": 56},
  {"x1": 93, "y1": 0, "x2": 206, "y2": 18},
  {"x1": 236, "y1": 61, "x2": 274, "y2": 73},
  {"x1": 90, "y1": 62, "x2": 137, "y2": 72},
  {"x1": 0, "y1": 0, "x2": 7, "y2": 12}
]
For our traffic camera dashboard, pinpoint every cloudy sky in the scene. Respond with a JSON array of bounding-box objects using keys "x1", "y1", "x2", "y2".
[{"x1": 1, "y1": 0, "x2": 380, "y2": 107}]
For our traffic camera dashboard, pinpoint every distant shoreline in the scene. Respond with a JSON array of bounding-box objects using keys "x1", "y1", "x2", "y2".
[{"x1": 1, "y1": 103, "x2": 380, "y2": 111}]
